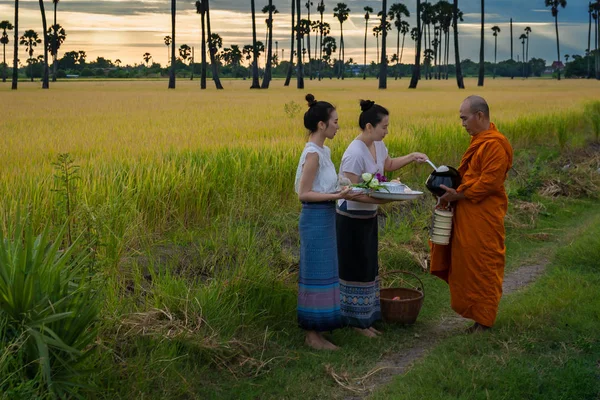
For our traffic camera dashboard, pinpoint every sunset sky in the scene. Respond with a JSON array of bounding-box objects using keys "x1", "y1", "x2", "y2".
[{"x1": 0, "y1": 0, "x2": 593, "y2": 67}]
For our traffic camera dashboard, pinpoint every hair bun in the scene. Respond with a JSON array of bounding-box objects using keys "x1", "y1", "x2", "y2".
[
  {"x1": 305, "y1": 94, "x2": 318, "y2": 108},
  {"x1": 360, "y1": 100, "x2": 375, "y2": 112}
]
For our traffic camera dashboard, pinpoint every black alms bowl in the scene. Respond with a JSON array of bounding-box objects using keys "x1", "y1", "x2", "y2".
[{"x1": 425, "y1": 166, "x2": 461, "y2": 197}]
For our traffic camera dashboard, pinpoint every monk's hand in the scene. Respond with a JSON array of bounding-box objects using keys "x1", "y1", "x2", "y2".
[{"x1": 439, "y1": 184, "x2": 466, "y2": 203}]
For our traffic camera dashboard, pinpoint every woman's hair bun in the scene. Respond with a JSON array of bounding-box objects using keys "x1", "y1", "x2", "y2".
[
  {"x1": 305, "y1": 93, "x2": 318, "y2": 107},
  {"x1": 360, "y1": 100, "x2": 375, "y2": 112}
]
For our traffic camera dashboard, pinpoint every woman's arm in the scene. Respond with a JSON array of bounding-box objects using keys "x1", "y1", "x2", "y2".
[
  {"x1": 298, "y1": 153, "x2": 350, "y2": 202},
  {"x1": 384, "y1": 152, "x2": 428, "y2": 172}
]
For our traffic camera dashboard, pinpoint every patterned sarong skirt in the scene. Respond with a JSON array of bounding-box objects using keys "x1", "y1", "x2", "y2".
[
  {"x1": 297, "y1": 202, "x2": 342, "y2": 332},
  {"x1": 336, "y1": 213, "x2": 381, "y2": 328}
]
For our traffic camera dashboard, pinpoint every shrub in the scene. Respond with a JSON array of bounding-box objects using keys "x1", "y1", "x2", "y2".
[{"x1": 0, "y1": 213, "x2": 99, "y2": 397}]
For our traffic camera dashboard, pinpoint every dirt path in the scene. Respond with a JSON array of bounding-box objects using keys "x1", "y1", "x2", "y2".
[{"x1": 343, "y1": 259, "x2": 551, "y2": 399}]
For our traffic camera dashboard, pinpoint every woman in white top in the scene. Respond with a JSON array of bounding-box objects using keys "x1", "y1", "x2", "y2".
[
  {"x1": 337, "y1": 100, "x2": 428, "y2": 337},
  {"x1": 295, "y1": 94, "x2": 353, "y2": 350}
]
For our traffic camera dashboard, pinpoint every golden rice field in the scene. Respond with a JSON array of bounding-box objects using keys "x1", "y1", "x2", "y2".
[{"x1": 1, "y1": 77, "x2": 599, "y2": 239}]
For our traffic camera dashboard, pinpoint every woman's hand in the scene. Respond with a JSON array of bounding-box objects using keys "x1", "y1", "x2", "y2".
[
  {"x1": 338, "y1": 186, "x2": 361, "y2": 201},
  {"x1": 411, "y1": 152, "x2": 429, "y2": 163}
]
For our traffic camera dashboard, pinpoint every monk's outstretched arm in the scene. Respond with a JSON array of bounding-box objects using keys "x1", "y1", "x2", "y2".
[{"x1": 458, "y1": 142, "x2": 509, "y2": 204}]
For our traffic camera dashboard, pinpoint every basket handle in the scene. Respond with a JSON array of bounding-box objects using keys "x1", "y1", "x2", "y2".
[{"x1": 380, "y1": 270, "x2": 425, "y2": 296}]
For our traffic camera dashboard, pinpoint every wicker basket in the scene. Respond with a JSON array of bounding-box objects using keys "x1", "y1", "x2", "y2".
[{"x1": 380, "y1": 270, "x2": 424, "y2": 324}]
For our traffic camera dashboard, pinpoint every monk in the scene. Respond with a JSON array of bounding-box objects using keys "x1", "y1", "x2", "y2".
[{"x1": 431, "y1": 95, "x2": 514, "y2": 333}]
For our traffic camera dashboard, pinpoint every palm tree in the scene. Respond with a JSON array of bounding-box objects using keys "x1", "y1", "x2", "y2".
[
  {"x1": 477, "y1": 0, "x2": 484, "y2": 87},
  {"x1": 261, "y1": 2, "x2": 278, "y2": 88},
  {"x1": 379, "y1": 0, "x2": 389, "y2": 89},
  {"x1": 205, "y1": 0, "x2": 223, "y2": 89},
  {"x1": 373, "y1": 25, "x2": 382, "y2": 66},
  {"x1": 545, "y1": 0, "x2": 567, "y2": 80},
  {"x1": 389, "y1": 3, "x2": 410, "y2": 81},
  {"x1": 38, "y1": 0, "x2": 49, "y2": 88},
  {"x1": 247, "y1": 0, "x2": 260, "y2": 88},
  {"x1": 491, "y1": 25, "x2": 500, "y2": 79},
  {"x1": 588, "y1": 2, "x2": 593, "y2": 79},
  {"x1": 322, "y1": 36, "x2": 337, "y2": 68},
  {"x1": 284, "y1": 0, "x2": 295, "y2": 86},
  {"x1": 409, "y1": 0, "x2": 422, "y2": 89},
  {"x1": 115, "y1": 59, "x2": 121, "y2": 67},
  {"x1": 51, "y1": 0, "x2": 59, "y2": 81},
  {"x1": 168, "y1": 0, "x2": 175, "y2": 88},
  {"x1": 510, "y1": 18, "x2": 514, "y2": 79},
  {"x1": 316, "y1": 1, "x2": 325, "y2": 80},
  {"x1": 20, "y1": 30, "x2": 41, "y2": 82},
  {"x1": 363, "y1": 6, "x2": 373, "y2": 80},
  {"x1": 333, "y1": 3, "x2": 350, "y2": 79},
  {"x1": 524, "y1": 26, "x2": 532, "y2": 77},
  {"x1": 519, "y1": 33, "x2": 527, "y2": 77},
  {"x1": 11, "y1": 0, "x2": 18, "y2": 89},
  {"x1": 195, "y1": 1, "x2": 207, "y2": 89},
  {"x1": 0, "y1": 20, "x2": 13, "y2": 83},
  {"x1": 164, "y1": 36, "x2": 171, "y2": 66},
  {"x1": 305, "y1": 1, "x2": 313, "y2": 79},
  {"x1": 398, "y1": 21, "x2": 410, "y2": 66},
  {"x1": 47, "y1": 23, "x2": 65, "y2": 78},
  {"x1": 143, "y1": 52, "x2": 152, "y2": 67},
  {"x1": 296, "y1": 0, "x2": 304, "y2": 88},
  {"x1": 452, "y1": 0, "x2": 465, "y2": 88}
]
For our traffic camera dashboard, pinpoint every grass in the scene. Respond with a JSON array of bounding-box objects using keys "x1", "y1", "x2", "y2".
[{"x1": 1, "y1": 78, "x2": 600, "y2": 397}]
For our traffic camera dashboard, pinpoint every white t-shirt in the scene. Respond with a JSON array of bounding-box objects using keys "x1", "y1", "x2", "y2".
[
  {"x1": 294, "y1": 142, "x2": 339, "y2": 195},
  {"x1": 338, "y1": 140, "x2": 389, "y2": 211}
]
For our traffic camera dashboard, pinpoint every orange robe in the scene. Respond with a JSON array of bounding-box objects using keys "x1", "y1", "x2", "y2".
[{"x1": 430, "y1": 123, "x2": 513, "y2": 327}]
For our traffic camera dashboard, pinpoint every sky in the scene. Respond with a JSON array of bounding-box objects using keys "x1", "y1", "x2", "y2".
[{"x1": 0, "y1": 0, "x2": 594, "y2": 67}]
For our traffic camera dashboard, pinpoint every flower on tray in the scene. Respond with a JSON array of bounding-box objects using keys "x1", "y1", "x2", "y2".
[{"x1": 352, "y1": 172, "x2": 389, "y2": 192}]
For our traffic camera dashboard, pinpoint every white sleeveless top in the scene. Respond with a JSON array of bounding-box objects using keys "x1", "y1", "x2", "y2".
[
  {"x1": 338, "y1": 140, "x2": 389, "y2": 211},
  {"x1": 294, "y1": 142, "x2": 339, "y2": 194}
]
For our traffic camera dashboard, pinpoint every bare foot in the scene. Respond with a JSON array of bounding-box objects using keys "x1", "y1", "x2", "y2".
[
  {"x1": 305, "y1": 331, "x2": 339, "y2": 350},
  {"x1": 368, "y1": 327, "x2": 383, "y2": 336},
  {"x1": 353, "y1": 327, "x2": 378, "y2": 338}
]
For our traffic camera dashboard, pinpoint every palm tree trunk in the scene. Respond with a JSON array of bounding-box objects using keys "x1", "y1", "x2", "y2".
[
  {"x1": 168, "y1": 0, "x2": 175, "y2": 88},
  {"x1": 510, "y1": 18, "x2": 514, "y2": 79},
  {"x1": 409, "y1": 0, "x2": 421, "y2": 89},
  {"x1": 525, "y1": 34, "x2": 530, "y2": 78},
  {"x1": 340, "y1": 27, "x2": 345, "y2": 80},
  {"x1": 261, "y1": 1, "x2": 274, "y2": 88},
  {"x1": 522, "y1": 41, "x2": 525, "y2": 77},
  {"x1": 477, "y1": 0, "x2": 484, "y2": 87},
  {"x1": 2, "y1": 43, "x2": 6, "y2": 82},
  {"x1": 493, "y1": 35, "x2": 497, "y2": 79},
  {"x1": 318, "y1": 10, "x2": 324, "y2": 80},
  {"x1": 554, "y1": 14, "x2": 561, "y2": 81},
  {"x1": 52, "y1": 3, "x2": 57, "y2": 82},
  {"x1": 296, "y1": 0, "x2": 304, "y2": 88},
  {"x1": 395, "y1": 25, "x2": 400, "y2": 80},
  {"x1": 206, "y1": 0, "x2": 223, "y2": 89},
  {"x1": 190, "y1": 47, "x2": 194, "y2": 80},
  {"x1": 587, "y1": 4, "x2": 592, "y2": 79},
  {"x1": 453, "y1": 0, "x2": 465, "y2": 89},
  {"x1": 284, "y1": 0, "x2": 295, "y2": 86},
  {"x1": 201, "y1": 11, "x2": 207, "y2": 89},
  {"x1": 250, "y1": 0, "x2": 260, "y2": 88},
  {"x1": 445, "y1": 30, "x2": 450, "y2": 79},
  {"x1": 306, "y1": 4, "x2": 312, "y2": 80},
  {"x1": 12, "y1": 0, "x2": 18, "y2": 89},
  {"x1": 379, "y1": 0, "x2": 388, "y2": 89},
  {"x1": 363, "y1": 19, "x2": 368, "y2": 79},
  {"x1": 38, "y1": 0, "x2": 49, "y2": 88}
]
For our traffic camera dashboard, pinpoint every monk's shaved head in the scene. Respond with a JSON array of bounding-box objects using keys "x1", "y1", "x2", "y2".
[{"x1": 463, "y1": 95, "x2": 490, "y2": 119}]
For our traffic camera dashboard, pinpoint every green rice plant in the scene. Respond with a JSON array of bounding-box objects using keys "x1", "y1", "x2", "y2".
[
  {"x1": 0, "y1": 211, "x2": 99, "y2": 397},
  {"x1": 584, "y1": 101, "x2": 600, "y2": 142},
  {"x1": 554, "y1": 115, "x2": 569, "y2": 153}
]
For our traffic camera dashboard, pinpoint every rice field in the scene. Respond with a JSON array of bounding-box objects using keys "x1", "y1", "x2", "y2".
[{"x1": 1, "y1": 77, "x2": 600, "y2": 397}]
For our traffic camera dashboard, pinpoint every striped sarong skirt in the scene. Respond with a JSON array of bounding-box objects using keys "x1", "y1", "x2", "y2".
[
  {"x1": 336, "y1": 213, "x2": 381, "y2": 329},
  {"x1": 298, "y1": 202, "x2": 342, "y2": 332}
]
